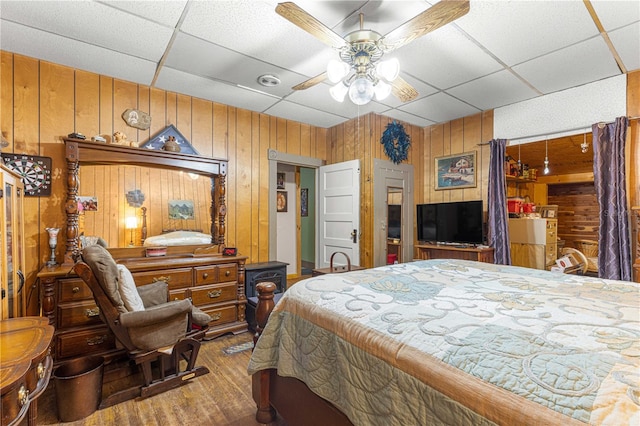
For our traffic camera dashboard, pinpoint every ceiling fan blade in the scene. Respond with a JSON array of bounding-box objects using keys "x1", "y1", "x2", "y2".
[
  {"x1": 391, "y1": 77, "x2": 418, "y2": 103},
  {"x1": 381, "y1": 0, "x2": 470, "y2": 52},
  {"x1": 276, "y1": 2, "x2": 348, "y2": 49},
  {"x1": 292, "y1": 72, "x2": 327, "y2": 91}
]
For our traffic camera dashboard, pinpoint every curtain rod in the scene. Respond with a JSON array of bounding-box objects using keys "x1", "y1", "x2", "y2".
[{"x1": 477, "y1": 115, "x2": 639, "y2": 146}]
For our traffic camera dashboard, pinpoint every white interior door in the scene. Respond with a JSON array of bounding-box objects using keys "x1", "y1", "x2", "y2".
[{"x1": 317, "y1": 160, "x2": 360, "y2": 268}]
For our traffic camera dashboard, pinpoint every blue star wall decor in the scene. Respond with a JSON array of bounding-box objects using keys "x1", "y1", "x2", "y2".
[{"x1": 140, "y1": 124, "x2": 199, "y2": 155}]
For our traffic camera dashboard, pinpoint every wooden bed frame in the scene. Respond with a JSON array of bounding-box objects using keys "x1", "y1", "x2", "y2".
[{"x1": 251, "y1": 282, "x2": 353, "y2": 425}]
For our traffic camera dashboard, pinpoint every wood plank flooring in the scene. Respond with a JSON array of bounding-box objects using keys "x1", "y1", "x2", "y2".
[{"x1": 31, "y1": 332, "x2": 286, "y2": 426}]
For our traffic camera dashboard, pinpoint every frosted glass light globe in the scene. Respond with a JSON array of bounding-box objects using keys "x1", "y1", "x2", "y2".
[{"x1": 348, "y1": 77, "x2": 374, "y2": 105}]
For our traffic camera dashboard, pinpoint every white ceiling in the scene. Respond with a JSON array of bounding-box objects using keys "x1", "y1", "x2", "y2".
[{"x1": 1, "y1": 0, "x2": 638, "y2": 129}]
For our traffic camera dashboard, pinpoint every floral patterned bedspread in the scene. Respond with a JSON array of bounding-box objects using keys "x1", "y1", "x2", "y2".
[{"x1": 248, "y1": 260, "x2": 639, "y2": 425}]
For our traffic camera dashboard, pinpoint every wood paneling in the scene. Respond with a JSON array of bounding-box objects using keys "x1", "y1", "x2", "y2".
[
  {"x1": 0, "y1": 53, "x2": 328, "y2": 316},
  {"x1": 548, "y1": 182, "x2": 599, "y2": 248}
]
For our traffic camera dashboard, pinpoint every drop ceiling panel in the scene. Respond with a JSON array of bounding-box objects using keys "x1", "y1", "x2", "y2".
[
  {"x1": 264, "y1": 100, "x2": 348, "y2": 128},
  {"x1": 400, "y1": 92, "x2": 480, "y2": 123},
  {"x1": 513, "y1": 37, "x2": 622, "y2": 95},
  {"x1": 374, "y1": 73, "x2": 439, "y2": 108},
  {"x1": 0, "y1": 1, "x2": 174, "y2": 62},
  {"x1": 379, "y1": 109, "x2": 436, "y2": 128},
  {"x1": 332, "y1": 1, "x2": 432, "y2": 37},
  {"x1": 99, "y1": 0, "x2": 188, "y2": 27},
  {"x1": 609, "y1": 22, "x2": 640, "y2": 71},
  {"x1": 394, "y1": 26, "x2": 503, "y2": 90},
  {"x1": 447, "y1": 70, "x2": 540, "y2": 111},
  {"x1": 165, "y1": 33, "x2": 300, "y2": 98},
  {"x1": 456, "y1": 0, "x2": 599, "y2": 66},
  {"x1": 590, "y1": 0, "x2": 640, "y2": 30},
  {"x1": 0, "y1": 21, "x2": 157, "y2": 85},
  {"x1": 155, "y1": 67, "x2": 281, "y2": 113}
]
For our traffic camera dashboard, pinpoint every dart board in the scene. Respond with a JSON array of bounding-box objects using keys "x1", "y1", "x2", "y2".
[{"x1": 1, "y1": 153, "x2": 52, "y2": 196}]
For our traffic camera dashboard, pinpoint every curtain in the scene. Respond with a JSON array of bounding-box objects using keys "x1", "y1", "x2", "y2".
[
  {"x1": 488, "y1": 139, "x2": 511, "y2": 265},
  {"x1": 592, "y1": 117, "x2": 632, "y2": 281}
]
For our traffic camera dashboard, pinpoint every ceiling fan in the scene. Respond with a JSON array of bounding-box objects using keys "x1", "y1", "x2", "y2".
[{"x1": 275, "y1": 1, "x2": 470, "y2": 105}]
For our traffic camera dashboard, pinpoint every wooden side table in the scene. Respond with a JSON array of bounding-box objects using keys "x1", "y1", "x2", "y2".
[{"x1": 1, "y1": 316, "x2": 54, "y2": 426}]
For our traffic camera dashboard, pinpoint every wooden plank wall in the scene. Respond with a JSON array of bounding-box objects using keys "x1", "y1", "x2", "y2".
[
  {"x1": 548, "y1": 182, "x2": 598, "y2": 248},
  {"x1": 325, "y1": 110, "x2": 493, "y2": 267},
  {"x1": 0, "y1": 52, "x2": 328, "y2": 315}
]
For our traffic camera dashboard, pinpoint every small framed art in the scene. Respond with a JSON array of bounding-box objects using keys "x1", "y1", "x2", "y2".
[{"x1": 435, "y1": 151, "x2": 477, "y2": 190}]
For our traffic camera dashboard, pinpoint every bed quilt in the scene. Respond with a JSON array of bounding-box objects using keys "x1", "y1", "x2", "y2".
[{"x1": 248, "y1": 259, "x2": 639, "y2": 425}]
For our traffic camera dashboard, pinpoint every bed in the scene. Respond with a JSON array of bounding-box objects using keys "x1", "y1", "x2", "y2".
[{"x1": 248, "y1": 259, "x2": 639, "y2": 425}]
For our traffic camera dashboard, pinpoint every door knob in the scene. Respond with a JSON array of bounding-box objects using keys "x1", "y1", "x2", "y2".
[{"x1": 351, "y1": 229, "x2": 357, "y2": 243}]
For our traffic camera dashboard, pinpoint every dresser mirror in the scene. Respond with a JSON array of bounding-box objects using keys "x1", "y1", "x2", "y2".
[{"x1": 63, "y1": 138, "x2": 227, "y2": 264}]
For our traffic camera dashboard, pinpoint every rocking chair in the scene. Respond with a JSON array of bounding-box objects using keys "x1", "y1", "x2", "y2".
[{"x1": 73, "y1": 245, "x2": 212, "y2": 408}]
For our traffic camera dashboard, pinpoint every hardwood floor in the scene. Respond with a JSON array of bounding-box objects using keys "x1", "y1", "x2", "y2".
[{"x1": 31, "y1": 332, "x2": 286, "y2": 426}]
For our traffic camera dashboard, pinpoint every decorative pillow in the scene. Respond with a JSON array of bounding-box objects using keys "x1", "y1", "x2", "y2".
[{"x1": 117, "y1": 264, "x2": 145, "y2": 312}]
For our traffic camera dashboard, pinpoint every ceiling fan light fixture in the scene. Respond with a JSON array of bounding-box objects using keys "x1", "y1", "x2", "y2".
[
  {"x1": 348, "y1": 77, "x2": 375, "y2": 105},
  {"x1": 376, "y1": 58, "x2": 400, "y2": 82},
  {"x1": 330, "y1": 81, "x2": 349, "y2": 102},
  {"x1": 374, "y1": 80, "x2": 391, "y2": 101},
  {"x1": 327, "y1": 59, "x2": 350, "y2": 83}
]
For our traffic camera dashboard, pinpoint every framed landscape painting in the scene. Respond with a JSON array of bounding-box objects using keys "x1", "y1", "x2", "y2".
[{"x1": 435, "y1": 151, "x2": 477, "y2": 190}]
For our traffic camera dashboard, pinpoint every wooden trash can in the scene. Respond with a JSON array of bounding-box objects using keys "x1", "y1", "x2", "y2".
[{"x1": 312, "y1": 252, "x2": 365, "y2": 276}]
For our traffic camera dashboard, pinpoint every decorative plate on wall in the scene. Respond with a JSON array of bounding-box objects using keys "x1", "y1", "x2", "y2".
[
  {"x1": 1, "y1": 153, "x2": 52, "y2": 196},
  {"x1": 140, "y1": 124, "x2": 199, "y2": 155}
]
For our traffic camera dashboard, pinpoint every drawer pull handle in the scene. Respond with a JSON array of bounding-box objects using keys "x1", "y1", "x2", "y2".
[
  {"x1": 207, "y1": 290, "x2": 222, "y2": 298},
  {"x1": 85, "y1": 307, "x2": 100, "y2": 318},
  {"x1": 37, "y1": 362, "x2": 45, "y2": 380},
  {"x1": 18, "y1": 385, "x2": 29, "y2": 407},
  {"x1": 153, "y1": 276, "x2": 171, "y2": 283},
  {"x1": 86, "y1": 335, "x2": 107, "y2": 346},
  {"x1": 210, "y1": 313, "x2": 222, "y2": 321},
  {"x1": 72, "y1": 286, "x2": 80, "y2": 293},
  {"x1": 225, "y1": 270, "x2": 231, "y2": 277},
  {"x1": 202, "y1": 272, "x2": 209, "y2": 279}
]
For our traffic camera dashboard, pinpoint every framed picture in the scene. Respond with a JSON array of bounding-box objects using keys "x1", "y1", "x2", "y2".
[
  {"x1": 277, "y1": 172, "x2": 285, "y2": 189},
  {"x1": 539, "y1": 205, "x2": 558, "y2": 218},
  {"x1": 277, "y1": 191, "x2": 287, "y2": 212},
  {"x1": 168, "y1": 200, "x2": 194, "y2": 219},
  {"x1": 300, "y1": 188, "x2": 308, "y2": 217},
  {"x1": 435, "y1": 151, "x2": 477, "y2": 190},
  {"x1": 78, "y1": 196, "x2": 98, "y2": 212}
]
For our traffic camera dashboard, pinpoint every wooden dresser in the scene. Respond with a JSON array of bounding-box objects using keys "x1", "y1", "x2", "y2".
[{"x1": 38, "y1": 252, "x2": 247, "y2": 364}]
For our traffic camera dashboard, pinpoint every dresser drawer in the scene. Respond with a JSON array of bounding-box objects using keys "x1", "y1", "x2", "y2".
[
  {"x1": 201, "y1": 304, "x2": 237, "y2": 326},
  {"x1": 132, "y1": 268, "x2": 192, "y2": 290},
  {"x1": 194, "y1": 263, "x2": 238, "y2": 285},
  {"x1": 58, "y1": 278, "x2": 93, "y2": 303},
  {"x1": 56, "y1": 327, "x2": 116, "y2": 360},
  {"x1": 169, "y1": 289, "x2": 188, "y2": 302},
  {"x1": 546, "y1": 243, "x2": 558, "y2": 267},
  {"x1": 57, "y1": 300, "x2": 102, "y2": 329},
  {"x1": 191, "y1": 282, "x2": 236, "y2": 305},
  {"x1": 546, "y1": 220, "x2": 557, "y2": 243}
]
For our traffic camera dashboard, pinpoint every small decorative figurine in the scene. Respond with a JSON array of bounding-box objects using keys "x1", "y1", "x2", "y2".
[
  {"x1": 112, "y1": 131, "x2": 139, "y2": 147},
  {"x1": 162, "y1": 136, "x2": 180, "y2": 152}
]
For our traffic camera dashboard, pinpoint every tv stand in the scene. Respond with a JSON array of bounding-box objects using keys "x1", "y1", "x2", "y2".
[{"x1": 415, "y1": 243, "x2": 494, "y2": 264}]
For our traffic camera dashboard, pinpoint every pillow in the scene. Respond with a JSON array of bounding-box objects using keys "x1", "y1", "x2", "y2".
[{"x1": 117, "y1": 264, "x2": 145, "y2": 312}]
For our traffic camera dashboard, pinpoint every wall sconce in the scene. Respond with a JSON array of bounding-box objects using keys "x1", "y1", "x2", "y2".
[
  {"x1": 125, "y1": 216, "x2": 137, "y2": 247},
  {"x1": 543, "y1": 138, "x2": 550, "y2": 175}
]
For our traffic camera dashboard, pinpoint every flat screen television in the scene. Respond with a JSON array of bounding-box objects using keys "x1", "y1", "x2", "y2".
[{"x1": 416, "y1": 200, "x2": 484, "y2": 245}]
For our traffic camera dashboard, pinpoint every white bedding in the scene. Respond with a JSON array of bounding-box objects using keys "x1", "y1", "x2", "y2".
[{"x1": 143, "y1": 231, "x2": 212, "y2": 246}]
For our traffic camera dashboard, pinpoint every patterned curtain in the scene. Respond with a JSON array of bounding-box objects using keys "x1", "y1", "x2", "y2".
[
  {"x1": 488, "y1": 139, "x2": 511, "y2": 265},
  {"x1": 592, "y1": 117, "x2": 632, "y2": 281}
]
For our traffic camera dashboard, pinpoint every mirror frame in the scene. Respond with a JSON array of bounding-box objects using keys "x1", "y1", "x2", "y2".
[{"x1": 63, "y1": 138, "x2": 227, "y2": 264}]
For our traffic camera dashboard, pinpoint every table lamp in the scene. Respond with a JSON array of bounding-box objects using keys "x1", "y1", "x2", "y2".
[{"x1": 125, "y1": 216, "x2": 137, "y2": 246}]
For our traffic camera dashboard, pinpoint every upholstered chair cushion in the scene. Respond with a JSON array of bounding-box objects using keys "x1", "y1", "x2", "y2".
[
  {"x1": 191, "y1": 306, "x2": 212, "y2": 327},
  {"x1": 117, "y1": 264, "x2": 145, "y2": 312},
  {"x1": 82, "y1": 245, "x2": 127, "y2": 314},
  {"x1": 119, "y1": 299, "x2": 192, "y2": 350}
]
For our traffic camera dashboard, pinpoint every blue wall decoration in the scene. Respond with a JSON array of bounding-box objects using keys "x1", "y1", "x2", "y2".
[
  {"x1": 381, "y1": 121, "x2": 410, "y2": 164},
  {"x1": 140, "y1": 124, "x2": 199, "y2": 155}
]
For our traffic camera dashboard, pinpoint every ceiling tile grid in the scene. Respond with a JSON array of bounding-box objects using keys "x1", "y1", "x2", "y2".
[{"x1": 0, "y1": 0, "x2": 637, "y2": 129}]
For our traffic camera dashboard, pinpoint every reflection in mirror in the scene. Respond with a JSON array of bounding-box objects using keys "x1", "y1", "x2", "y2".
[
  {"x1": 78, "y1": 165, "x2": 213, "y2": 248},
  {"x1": 387, "y1": 187, "x2": 402, "y2": 241}
]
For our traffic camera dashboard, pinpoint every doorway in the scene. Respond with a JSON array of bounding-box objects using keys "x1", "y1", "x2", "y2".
[{"x1": 373, "y1": 159, "x2": 413, "y2": 267}]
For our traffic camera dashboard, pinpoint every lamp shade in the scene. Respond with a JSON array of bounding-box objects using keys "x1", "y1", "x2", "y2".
[
  {"x1": 125, "y1": 216, "x2": 137, "y2": 229},
  {"x1": 348, "y1": 77, "x2": 375, "y2": 105},
  {"x1": 374, "y1": 80, "x2": 392, "y2": 101},
  {"x1": 327, "y1": 59, "x2": 350, "y2": 83},
  {"x1": 376, "y1": 58, "x2": 400, "y2": 82},
  {"x1": 330, "y1": 82, "x2": 349, "y2": 102}
]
